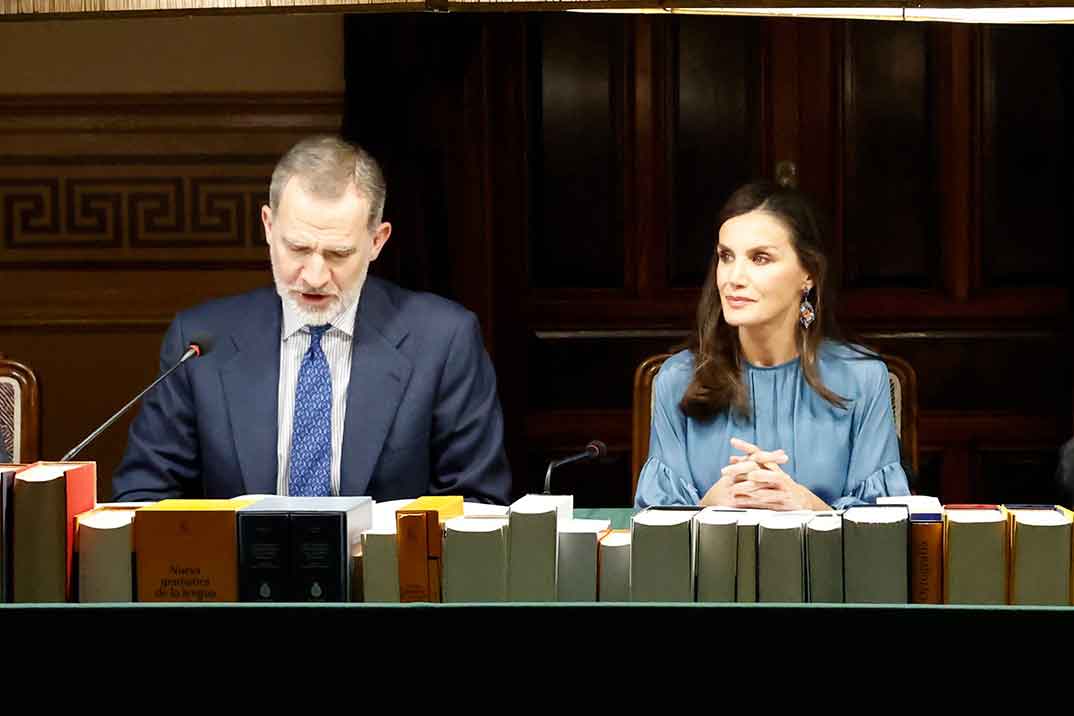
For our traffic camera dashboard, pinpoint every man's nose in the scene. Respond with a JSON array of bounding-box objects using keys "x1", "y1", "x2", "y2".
[{"x1": 300, "y1": 252, "x2": 329, "y2": 288}]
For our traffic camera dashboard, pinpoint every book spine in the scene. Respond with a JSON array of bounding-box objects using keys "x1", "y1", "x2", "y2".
[
  {"x1": 63, "y1": 464, "x2": 97, "y2": 600},
  {"x1": 14, "y1": 478, "x2": 66, "y2": 602},
  {"x1": 291, "y1": 513, "x2": 347, "y2": 602},
  {"x1": 397, "y1": 512, "x2": 433, "y2": 602},
  {"x1": 238, "y1": 512, "x2": 291, "y2": 602},
  {"x1": 0, "y1": 472, "x2": 13, "y2": 602},
  {"x1": 425, "y1": 513, "x2": 443, "y2": 603},
  {"x1": 910, "y1": 520, "x2": 942, "y2": 604}
]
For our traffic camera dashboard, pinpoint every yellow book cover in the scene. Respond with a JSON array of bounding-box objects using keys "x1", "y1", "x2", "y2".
[
  {"x1": 400, "y1": 496, "x2": 464, "y2": 523},
  {"x1": 135, "y1": 499, "x2": 258, "y2": 602},
  {"x1": 394, "y1": 496, "x2": 463, "y2": 602}
]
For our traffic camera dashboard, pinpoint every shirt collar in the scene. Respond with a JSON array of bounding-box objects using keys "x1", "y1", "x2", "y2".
[{"x1": 281, "y1": 291, "x2": 359, "y2": 341}]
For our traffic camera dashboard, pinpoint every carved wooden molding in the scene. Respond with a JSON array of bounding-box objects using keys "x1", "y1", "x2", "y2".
[
  {"x1": 0, "y1": 93, "x2": 343, "y2": 133},
  {"x1": 0, "y1": 92, "x2": 342, "y2": 266},
  {"x1": 0, "y1": 168, "x2": 271, "y2": 262}
]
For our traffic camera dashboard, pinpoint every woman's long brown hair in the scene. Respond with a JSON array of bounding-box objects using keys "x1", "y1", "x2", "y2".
[{"x1": 680, "y1": 181, "x2": 850, "y2": 420}]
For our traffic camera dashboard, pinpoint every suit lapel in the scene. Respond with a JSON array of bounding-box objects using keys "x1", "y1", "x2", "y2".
[
  {"x1": 340, "y1": 279, "x2": 413, "y2": 496},
  {"x1": 220, "y1": 291, "x2": 282, "y2": 496}
]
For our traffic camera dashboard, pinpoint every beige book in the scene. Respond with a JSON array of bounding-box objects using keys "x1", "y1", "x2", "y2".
[
  {"x1": 944, "y1": 508, "x2": 1008, "y2": 605},
  {"x1": 443, "y1": 516, "x2": 509, "y2": 602},
  {"x1": 78, "y1": 506, "x2": 140, "y2": 602},
  {"x1": 843, "y1": 505, "x2": 908, "y2": 604},
  {"x1": 806, "y1": 513, "x2": 844, "y2": 603},
  {"x1": 631, "y1": 508, "x2": 696, "y2": 602},
  {"x1": 1008, "y1": 508, "x2": 1071, "y2": 606},
  {"x1": 694, "y1": 509, "x2": 740, "y2": 603},
  {"x1": 758, "y1": 513, "x2": 807, "y2": 602},
  {"x1": 557, "y1": 518, "x2": 611, "y2": 602},
  {"x1": 598, "y1": 529, "x2": 631, "y2": 602},
  {"x1": 736, "y1": 513, "x2": 760, "y2": 602},
  {"x1": 361, "y1": 528, "x2": 400, "y2": 602},
  {"x1": 507, "y1": 494, "x2": 573, "y2": 601}
]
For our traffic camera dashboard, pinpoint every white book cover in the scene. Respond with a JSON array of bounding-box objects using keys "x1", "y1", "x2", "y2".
[
  {"x1": 556, "y1": 518, "x2": 611, "y2": 602},
  {"x1": 757, "y1": 513, "x2": 807, "y2": 602},
  {"x1": 843, "y1": 505, "x2": 908, "y2": 603},
  {"x1": 736, "y1": 513, "x2": 760, "y2": 602},
  {"x1": 630, "y1": 508, "x2": 697, "y2": 602},
  {"x1": 598, "y1": 531, "x2": 631, "y2": 602},
  {"x1": 1008, "y1": 508, "x2": 1071, "y2": 606},
  {"x1": 78, "y1": 508, "x2": 136, "y2": 603},
  {"x1": 443, "y1": 517, "x2": 509, "y2": 603},
  {"x1": 694, "y1": 508, "x2": 740, "y2": 603},
  {"x1": 877, "y1": 495, "x2": 943, "y2": 516},
  {"x1": 507, "y1": 494, "x2": 573, "y2": 601},
  {"x1": 361, "y1": 528, "x2": 400, "y2": 603},
  {"x1": 806, "y1": 512, "x2": 843, "y2": 603},
  {"x1": 944, "y1": 508, "x2": 1008, "y2": 605}
]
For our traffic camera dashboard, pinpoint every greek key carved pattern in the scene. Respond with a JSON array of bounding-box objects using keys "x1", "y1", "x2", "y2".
[
  {"x1": 1, "y1": 179, "x2": 62, "y2": 247},
  {"x1": 0, "y1": 172, "x2": 271, "y2": 254}
]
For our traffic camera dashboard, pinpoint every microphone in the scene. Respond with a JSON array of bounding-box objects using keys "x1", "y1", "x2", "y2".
[
  {"x1": 61, "y1": 335, "x2": 213, "y2": 461},
  {"x1": 543, "y1": 440, "x2": 607, "y2": 495}
]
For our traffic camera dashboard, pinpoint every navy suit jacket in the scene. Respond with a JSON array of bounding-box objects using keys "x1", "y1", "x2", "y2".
[{"x1": 112, "y1": 277, "x2": 511, "y2": 504}]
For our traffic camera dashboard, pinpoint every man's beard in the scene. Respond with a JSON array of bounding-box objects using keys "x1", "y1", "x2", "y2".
[{"x1": 273, "y1": 263, "x2": 368, "y2": 327}]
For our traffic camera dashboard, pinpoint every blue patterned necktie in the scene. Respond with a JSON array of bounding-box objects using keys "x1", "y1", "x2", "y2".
[{"x1": 288, "y1": 324, "x2": 332, "y2": 497}]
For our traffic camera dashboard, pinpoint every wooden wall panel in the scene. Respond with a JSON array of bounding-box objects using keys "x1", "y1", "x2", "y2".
[
  {"x1": 980, "y1": 26, "x2": 1071, "y2": 289},
  {"x1": 842, "y1": 21, "x2": 938, "y2": 288},
  {"x1": 667, "y1": 16, "x2": 762, "y2": 288},
  {"x1": 529, "y1": 14, "x2": 626, "y2": 290}
]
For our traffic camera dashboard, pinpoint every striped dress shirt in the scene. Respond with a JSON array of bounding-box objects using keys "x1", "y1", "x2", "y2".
[{"x1": 275, "y1": 297, "x2": 358, "y2": 496}]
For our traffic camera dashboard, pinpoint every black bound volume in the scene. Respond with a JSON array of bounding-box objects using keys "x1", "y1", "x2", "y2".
[{"x1": 237, "y1": 496, "x2": 373, "y2": 602}]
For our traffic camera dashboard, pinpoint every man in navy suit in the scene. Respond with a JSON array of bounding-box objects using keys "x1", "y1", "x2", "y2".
[{"x1": 113, "y1": 136, "x2": 511, "y2": 504}]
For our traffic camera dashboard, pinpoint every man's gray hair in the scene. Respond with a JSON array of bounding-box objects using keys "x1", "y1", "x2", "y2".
[{"x1": 268, "y1": 135, "x2": 387, "y2": 228}]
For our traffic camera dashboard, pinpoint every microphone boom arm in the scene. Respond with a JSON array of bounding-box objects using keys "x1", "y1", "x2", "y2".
[
  {"x1": 542, "y1": 440, "x2": 606, "y2": 494},
  {"x1": 61, "y1": 345, "x2": 199, "y2": 462}
]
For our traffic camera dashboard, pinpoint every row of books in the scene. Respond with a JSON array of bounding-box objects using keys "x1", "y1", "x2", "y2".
[
  {"x1": 1, "y1": 462, "x2": 607, "y2": 603},
  {"x1": 0, "y1": 462, "x2": 377, "y2": 602},
  {"x1": 623, "y1": 497, "x2": 1074, "y2": 605},
  {"x1": 361, "y1": 494, "x2": 1074, "y2": 606},
  {"x1": 4, "y1": 461, "x2": 1072, "y2": 605}
]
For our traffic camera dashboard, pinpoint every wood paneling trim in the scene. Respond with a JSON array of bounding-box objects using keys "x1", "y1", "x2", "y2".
[
  {"x1": 0, "y1": 319, "x2": 171, "y2": 331},
  {"x1": 935, "y1": 24, "x2": 976, "y2": 301},
  {"x1": 526, "y1": 287, "x2": 1066, "y2": 327},
  {"x1": 840, "y1": 288, "x2": 1066, "y2": 321},
  {"x1": 634, "y1": 16, "x2": 659, "y2": 297},
  {"x1": 0, "y1": 269, "x2": 272, "y2": 326},
  {"x1": 0, "y1": 93, "x2": 343, "y2": 135},
  {"x1": 921, "y1": 411, "x2": 1067, "y2": 446},
  {"x1": 767, "y1": 19, "x2": 799, "y2": 180},
  {"x1": 525, "y1": 409, "x2": 631, "y2": 449}
]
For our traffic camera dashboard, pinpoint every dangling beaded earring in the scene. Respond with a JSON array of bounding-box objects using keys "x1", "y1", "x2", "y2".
[{"x1": 799, "y1": 286, "x2": 815, "y2": 329}]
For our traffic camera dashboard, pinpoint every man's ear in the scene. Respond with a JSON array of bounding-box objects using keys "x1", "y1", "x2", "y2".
[
  {"x1": 261, "y1": 204, "x2": 273, "y2": 244},
  {"x1": 369, "y1": 222, "x2": 392, "y2": 262}
]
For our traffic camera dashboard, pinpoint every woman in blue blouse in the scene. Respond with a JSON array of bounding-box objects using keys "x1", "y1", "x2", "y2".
[{"x1": 635, "y1": 181, "x2": 911, "y2": 509}]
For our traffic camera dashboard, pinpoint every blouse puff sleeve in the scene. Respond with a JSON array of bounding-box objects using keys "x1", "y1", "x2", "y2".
[
  {"x1": 634, "y1": 363, "x2": 701, "y2": 508},
  {"x1": 830, "y1": 359, "x2": 912, "y2": 510}
]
